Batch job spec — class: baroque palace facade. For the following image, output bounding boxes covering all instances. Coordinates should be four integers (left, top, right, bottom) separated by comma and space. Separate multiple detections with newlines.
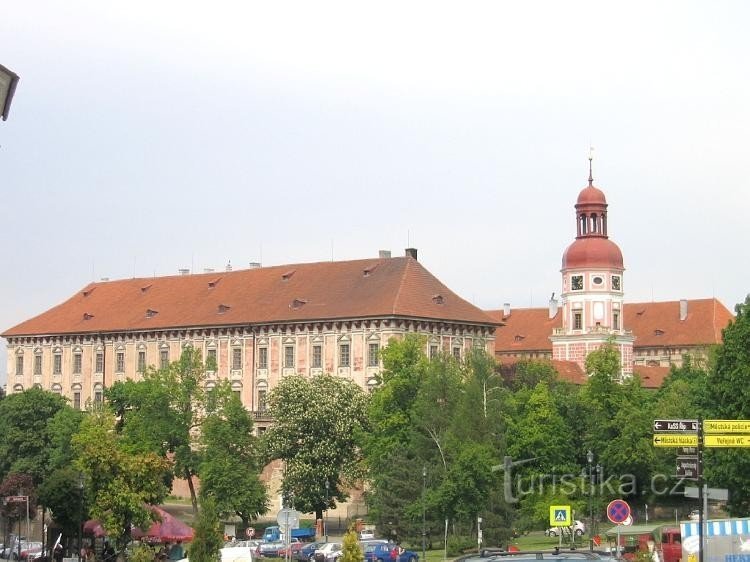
2, 249, 498, 431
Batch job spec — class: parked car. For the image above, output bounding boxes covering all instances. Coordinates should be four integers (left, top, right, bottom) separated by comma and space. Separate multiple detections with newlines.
256, 541, 286, 558
363, 544, 418, 562
314, 543, 342, 562
688, 510, 700, 521
279, 542, 305, 558
296, 542, 323, 562
545, 520, 586, 537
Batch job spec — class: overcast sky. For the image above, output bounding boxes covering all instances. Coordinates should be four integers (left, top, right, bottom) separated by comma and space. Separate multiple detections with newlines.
2, 1, 748, 386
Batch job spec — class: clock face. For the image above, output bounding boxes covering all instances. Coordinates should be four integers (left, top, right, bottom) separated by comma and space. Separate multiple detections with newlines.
572, 275, 583, 291
612, 276, 621, 290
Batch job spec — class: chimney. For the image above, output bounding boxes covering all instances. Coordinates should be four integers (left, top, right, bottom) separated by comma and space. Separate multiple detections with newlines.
405, 248, 418, 260
549, 295, 559, 319
178, 268, 190, 276
680, 299, 688, 321
248, 262, 262, 269
503, 303, 511, 318
226, 260, 232, 272
379, 250, 391, 259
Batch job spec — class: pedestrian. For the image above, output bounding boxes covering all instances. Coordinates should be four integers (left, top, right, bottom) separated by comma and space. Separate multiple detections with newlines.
169, 542, 184, 561
390, 545, 398, 562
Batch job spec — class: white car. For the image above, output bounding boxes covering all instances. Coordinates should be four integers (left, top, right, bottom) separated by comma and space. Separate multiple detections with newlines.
546, 520, 586, 537
314, 543, 343, 562
359, 531, 375, 540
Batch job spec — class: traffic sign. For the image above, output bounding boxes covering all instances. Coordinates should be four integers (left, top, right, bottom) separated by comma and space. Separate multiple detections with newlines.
277, 508, 300, 530
549, 505, 572, 527
607, 499, 631, 524
679, 446, 698, 456
676, 457, 700, 479
653, 434, 698, 447
653, 419, 698, 432
705, 434, 750, 447
684, 486, 729, 501
704, 420, 750, 434
4, 495, 28, 503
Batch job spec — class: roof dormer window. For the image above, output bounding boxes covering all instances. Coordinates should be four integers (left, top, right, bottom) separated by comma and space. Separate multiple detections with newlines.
218, 304, 231, 314
146, 309, 158, 318
432, 294, 445, 305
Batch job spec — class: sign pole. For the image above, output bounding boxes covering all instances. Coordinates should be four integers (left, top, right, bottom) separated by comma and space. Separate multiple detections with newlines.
698, 418, 704, 562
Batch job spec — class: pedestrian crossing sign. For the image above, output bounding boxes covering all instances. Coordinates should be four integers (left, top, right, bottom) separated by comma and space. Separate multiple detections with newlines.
549, 505, 572, 527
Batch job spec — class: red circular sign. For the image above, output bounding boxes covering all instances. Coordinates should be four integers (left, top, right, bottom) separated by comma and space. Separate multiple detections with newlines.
607, 499, 631, 524
245, 527, 255, 538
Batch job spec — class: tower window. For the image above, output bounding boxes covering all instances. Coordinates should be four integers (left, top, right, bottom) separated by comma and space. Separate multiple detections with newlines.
572, 275, 584, 291
574, 312, 583, 330
613, 312, 620, 331
612, 275, 621, 291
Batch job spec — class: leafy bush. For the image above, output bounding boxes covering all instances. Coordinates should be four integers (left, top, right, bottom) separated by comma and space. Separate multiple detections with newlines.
446, 536, 475, 557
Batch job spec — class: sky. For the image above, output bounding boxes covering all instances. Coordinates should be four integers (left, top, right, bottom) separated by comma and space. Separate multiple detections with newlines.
1, 1, 749, 385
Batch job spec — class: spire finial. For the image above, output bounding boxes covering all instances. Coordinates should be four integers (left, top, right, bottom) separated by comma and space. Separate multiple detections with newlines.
588, 146, 594, 186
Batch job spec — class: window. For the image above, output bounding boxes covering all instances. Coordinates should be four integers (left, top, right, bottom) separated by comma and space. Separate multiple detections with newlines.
95, 352, 104, 373
94, 389, 103, 403
429, 345, 438, 360
15, 355, 23, 376
258, 347, 268, 369
574, 312, 583, 330
284, 345, 295, 368
232, 347, 242, 370
73, 353, 82, 374
612, 275, 621, 291
453, 347, 461, 359
34, 354, 42, 376
258, 390, 267, 412
368, 343, 380, 367
312, 345, 322, 368
206, 348, 217, 370
572, 275, 584, 291
339, 343, 350, 367
137, 351, 146, 372
613, 312, 620, 331
116, 352, 125, 372
53, 353, 62, 375
160, 349, 169, 369
73, 392, 81, 410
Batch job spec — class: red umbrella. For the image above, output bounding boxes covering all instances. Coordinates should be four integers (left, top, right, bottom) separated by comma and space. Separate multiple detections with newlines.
83, 506, 194, 543
131, 506, 194, 544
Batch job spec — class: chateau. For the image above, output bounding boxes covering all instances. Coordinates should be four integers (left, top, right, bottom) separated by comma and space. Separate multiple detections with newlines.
2, 250, 498, 430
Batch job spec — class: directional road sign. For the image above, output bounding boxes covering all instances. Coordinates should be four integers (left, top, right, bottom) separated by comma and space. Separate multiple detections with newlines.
653, 419, 698, 432
704, 420, 750, 434
653, 434, 698, 447
607, 499, 631, 524
705, 434, 750, 447
676, 457, 700, 479
4, 495, 28, 502
679, 446, 698, 456
549, 505, 571, 527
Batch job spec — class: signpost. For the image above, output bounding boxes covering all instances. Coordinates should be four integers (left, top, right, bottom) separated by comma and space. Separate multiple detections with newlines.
653, 434, 698, 447
677, 457, 701, 479
549, 506, 571, 551
704, 420, 750, 434
607, 500, 631, 558
653, 419, 699, 432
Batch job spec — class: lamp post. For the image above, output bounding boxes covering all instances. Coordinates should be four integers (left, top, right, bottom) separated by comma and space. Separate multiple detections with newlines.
0, 64, 20, 121
77, 473, 84, 561
422, 466, 426, 562
587, 450, 594, 551
324, 480, 329, 542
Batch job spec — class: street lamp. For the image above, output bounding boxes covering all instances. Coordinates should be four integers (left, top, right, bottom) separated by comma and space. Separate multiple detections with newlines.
324, 480, 329, 542
587, 450, 594, 552
422, 466, 426, 562
78, 473, 85, 561
0, 64, 20, 121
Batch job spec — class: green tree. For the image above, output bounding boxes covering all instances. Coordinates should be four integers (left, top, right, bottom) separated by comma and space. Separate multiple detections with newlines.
72, 409, 171, 551
0, 387, 69, 483
340, 524, 364, 562
703, 295, 750, 514
38, 466, 88, 539
263, 374, 370, 519
106, 346, 210, 512
199, 387, 269, 526
189, 496, 223, 562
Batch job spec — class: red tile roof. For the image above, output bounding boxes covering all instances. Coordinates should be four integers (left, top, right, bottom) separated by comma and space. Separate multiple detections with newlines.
633, 365, 671, 388
3, 257, 499, 337
488, 298, 733, 353
497, 357, 586, 385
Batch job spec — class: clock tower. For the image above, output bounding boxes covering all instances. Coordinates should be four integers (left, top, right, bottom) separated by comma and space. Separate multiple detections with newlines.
550, 156, 634, 377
